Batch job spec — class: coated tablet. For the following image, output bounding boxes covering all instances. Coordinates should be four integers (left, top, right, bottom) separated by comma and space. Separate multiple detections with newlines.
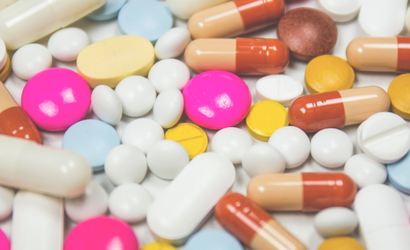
242, 143, 286, 178
12, 44, 52, 80
0, 38, 6, 71
256, 75, 303, 106
153, 88, 184, 128
0, 186, 14, 221
88, 0, 126, 20
148, 59, 191, 93
122, 118, 164, 154
314, 207, 358, 237
344, 154, 387, 188
91, 85, 122, 125
185, 229, 243, 250
318, 0, 361, 22
141, 242, 177, 250
155, 27, 191, 60
387, 150, 410, 194
166, 0, 229, 19
48, 28, 90, 61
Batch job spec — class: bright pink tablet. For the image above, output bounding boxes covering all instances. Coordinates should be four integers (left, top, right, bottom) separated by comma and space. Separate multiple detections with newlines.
183, 71, 251, 129
21, 68, 91, 131
0, 229, 10, 250
64, 216, 139, 250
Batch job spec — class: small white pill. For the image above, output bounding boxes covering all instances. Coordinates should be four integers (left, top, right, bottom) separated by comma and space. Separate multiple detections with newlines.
256, 75, 303, 107
314, 207, 358, 237
64, 182, 108, 222
148, 59, 190, 93
105, 144, 147, 185
108, 183, 153, 223
269, 126, 310, 169
0, 186, 14, 221
242, 143, 286, 178
47, 28, 90, 61
311, 128, 353, 168
318, 0, 361, 22
153, 88, 184, 128
155, 27, 191, 60
211, 127, 253, 165
344, 153, 387, 188
147, 140, 189, 180
115, 76, 156, 117
122, 118, 164, 154
12, 44, 52, 80
91, 85, 122, 125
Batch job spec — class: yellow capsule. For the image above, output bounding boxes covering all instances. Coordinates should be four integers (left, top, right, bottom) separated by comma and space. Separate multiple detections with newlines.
388, 74, 410, 120
318, 237, 365, 250
141, 242, 177, 250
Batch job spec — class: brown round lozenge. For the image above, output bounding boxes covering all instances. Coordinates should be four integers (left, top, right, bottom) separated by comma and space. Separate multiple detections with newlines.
277, 8, 338, 61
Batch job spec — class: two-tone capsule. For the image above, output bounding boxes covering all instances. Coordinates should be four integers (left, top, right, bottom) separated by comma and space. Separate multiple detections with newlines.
184, 38, 289, 75
188, 0, 285, 39
288, 86, 390, 133
247, 173, 357, 211
215, 193, 307, 250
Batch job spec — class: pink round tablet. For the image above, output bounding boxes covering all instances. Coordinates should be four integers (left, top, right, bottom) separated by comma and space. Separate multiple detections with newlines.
21, 68, 91, 131
0, 229, 10, 250
183, 71, 251, 129
64, 216, 139, 250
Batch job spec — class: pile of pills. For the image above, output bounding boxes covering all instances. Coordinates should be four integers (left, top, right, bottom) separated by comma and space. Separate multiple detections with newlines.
0, 0, 409, 250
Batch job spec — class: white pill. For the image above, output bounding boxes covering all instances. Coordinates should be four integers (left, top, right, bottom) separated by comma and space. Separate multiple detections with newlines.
344, 153, 387, 188
47, 28, 90, 61
12, 44, 52, 80
0, 39, 6, 71
153, 88, 184, 128
0, 186, 14, 221
155, 27, 191, 60
357, 112, 410, 164
147, 140, 189, 180
166, 0, 229, 19
91, 85, 122, 125
242, 144, 286, 178
406, 7, 410, 33
359, 0, 407, 36
105, 144, 147, 185
108, 183, 153, 223
256, 75, 303, 107
268, 126, 310, 169
211, 127, 253, 164
311, 128, 353, 168
148, 59, 190, 93
115, 76, 156, 117
122, 118, 164, 154
318, 0, 361, 22
64, 181, 108, 222
314, 207, 358, 238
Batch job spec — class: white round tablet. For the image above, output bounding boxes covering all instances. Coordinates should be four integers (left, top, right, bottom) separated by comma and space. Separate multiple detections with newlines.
105, 144, 148, 185
147, 140, 189, 180
314, 207, 358, 237
242, 143, 286, 178
115, 76, 157, 117
47, 27, 90, 61
0, 38, 6, 71
311, 128, 353, 168
211, 127, 253, 165
155, 27, 191, 60
268, 126, 310, 169
122, 118, 164, 153
108, 183, 153, 223
153, 88, 184, 128
318, 0, 361, 22
64, 181, 108, 222
12, 43, 52, 80
148, 59, 190, 93
92, 85, 122, 125
357, 112, 410, 164
256, 75, 303, 107
344, 154, 387, 188
0, 186, 14, 221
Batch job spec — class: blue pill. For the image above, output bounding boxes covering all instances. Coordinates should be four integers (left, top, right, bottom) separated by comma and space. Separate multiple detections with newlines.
387, 150, 410, 194
63, 119, 120, 171
185, 229, 243, 250
118, 0, 173, 43
88, 0, 127, 21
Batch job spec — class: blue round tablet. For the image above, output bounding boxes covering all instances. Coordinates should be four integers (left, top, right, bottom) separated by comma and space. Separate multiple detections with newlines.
387, 150, 410, 194
118, 0, 173, 43
88, 0, 127, 21
63, 119, 120, 171
185, 229, 243, 250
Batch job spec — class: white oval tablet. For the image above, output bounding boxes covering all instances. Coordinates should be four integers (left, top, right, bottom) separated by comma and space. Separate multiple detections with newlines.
91, 85, 122, 125
242, 143, 286, 178
148, 59, 190, 93
64, 181, 108, 222
314, 207, 358, 238
122, 118, 164, 154
155, 27, 191, 60
153, 88, 184, 128
0, 186, 14, 221
256, 75, 303, 107
0, 38, 6, 71
48, 28, 90, 61
108, 183, 153, 223
147, 152, 235, 244
115, 76, 156, 117
344, 153, 387, 188
12, 44, 52, 80
318, 0, 361, 22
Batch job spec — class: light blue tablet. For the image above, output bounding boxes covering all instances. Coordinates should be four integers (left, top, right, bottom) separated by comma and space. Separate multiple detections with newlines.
387, 150, 410, 194
88, 0, 127, 21
185, 229, 244, 250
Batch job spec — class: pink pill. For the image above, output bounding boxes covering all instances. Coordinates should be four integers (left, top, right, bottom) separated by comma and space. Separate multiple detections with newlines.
64, 216, 139, 250
183, 71, 251, 130
21, 68, 91, 131
0, 229, 9, 250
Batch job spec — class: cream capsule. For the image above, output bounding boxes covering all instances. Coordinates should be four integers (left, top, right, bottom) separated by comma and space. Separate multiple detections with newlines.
184, 38, 289, 75
346, 37, 410, 72
247, 173, 357, 212
188, 0, 285, 39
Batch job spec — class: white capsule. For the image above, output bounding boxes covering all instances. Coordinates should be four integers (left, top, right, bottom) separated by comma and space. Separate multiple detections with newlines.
92, 85, 122, 125
48, 27, 90, 61
122, 118, 164, 154
12, 44, 52, 80
242, 143, 286, 178
314, 207, 358, 237
153, 88, 184, 128
148, 59, 190, 93
155, 27, 191, 60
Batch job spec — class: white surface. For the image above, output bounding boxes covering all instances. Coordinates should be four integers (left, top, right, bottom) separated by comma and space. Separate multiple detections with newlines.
314, 207, 358, 238
11, 43, 52, 80
344, 153, 387, 188
0, 186, 14, 221
256, 75, 304, 106
47, 27, 90, 61
122, 118, 164, 154
165, 0, 228, 19
318, 0, 361, 22
148, 59, 190, 93
91, 85, 123, 125
155, 27, 191, 60
242, 143, 286, 178
153, 88, 184, 128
